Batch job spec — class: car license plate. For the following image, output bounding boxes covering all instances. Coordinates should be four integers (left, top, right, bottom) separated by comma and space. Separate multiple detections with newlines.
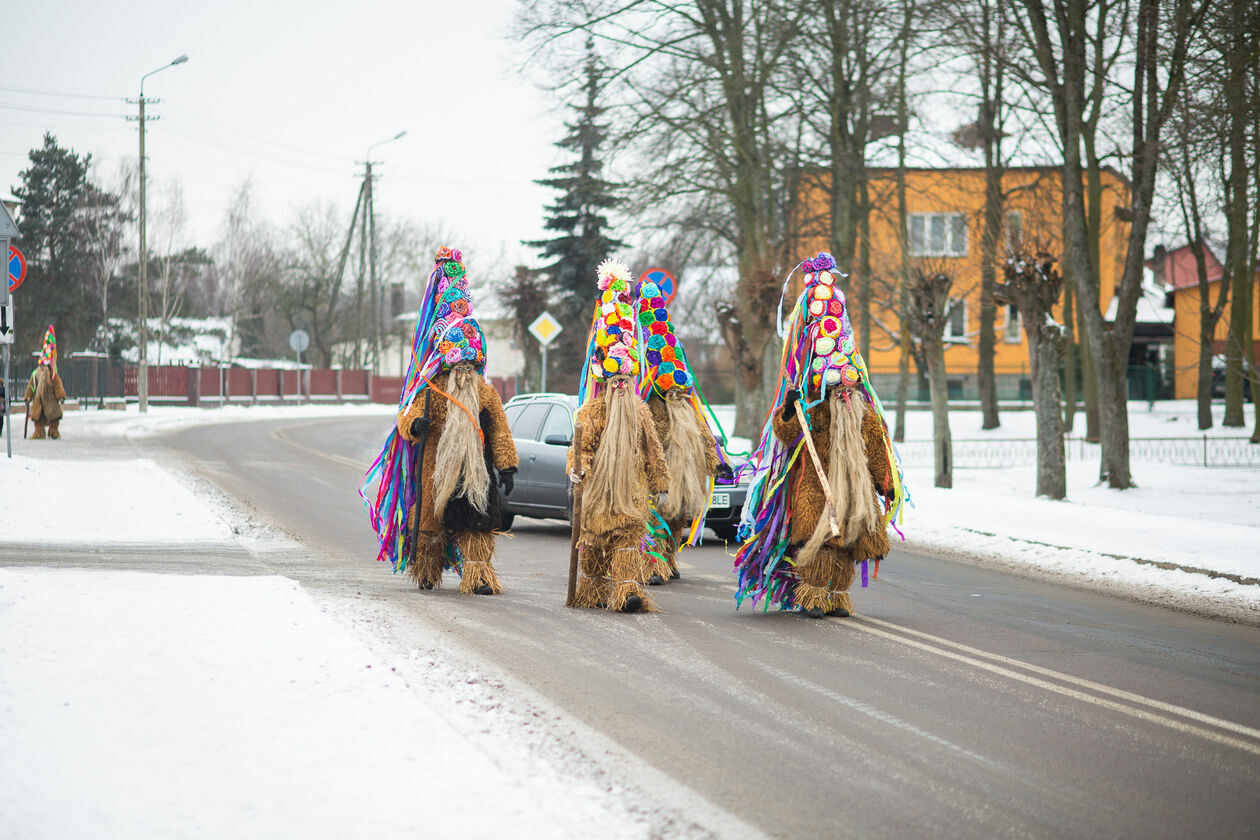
710, 491, 730, 508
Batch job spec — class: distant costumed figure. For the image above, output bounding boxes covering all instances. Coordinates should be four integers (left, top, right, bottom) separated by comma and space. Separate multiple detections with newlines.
636, 277, 730, 584
734, 252, 908, 618
362, 247, 518, 595
567, 258, 670, 613
25, 325, 66, 440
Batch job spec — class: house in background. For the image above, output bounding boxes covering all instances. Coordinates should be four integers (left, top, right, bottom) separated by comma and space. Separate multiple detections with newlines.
796, 166, 1132, 401
1150, 243, 1260, 399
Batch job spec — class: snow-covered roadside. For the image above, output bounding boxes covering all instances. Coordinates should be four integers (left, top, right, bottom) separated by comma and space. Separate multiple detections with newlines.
0, 568, 738, 840
37, 401, 397, 441
3, 455, 235, 544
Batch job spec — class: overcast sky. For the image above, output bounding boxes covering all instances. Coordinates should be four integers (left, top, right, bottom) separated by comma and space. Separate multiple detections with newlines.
2, 0, 560, 273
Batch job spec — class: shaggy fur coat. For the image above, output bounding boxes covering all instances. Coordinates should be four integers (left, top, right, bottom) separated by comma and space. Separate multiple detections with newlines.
772, 397, 891, 562
646, 394, 722, 476
397, 371, 518, 533
568, 394, 670, 536
25, 368, 66, 423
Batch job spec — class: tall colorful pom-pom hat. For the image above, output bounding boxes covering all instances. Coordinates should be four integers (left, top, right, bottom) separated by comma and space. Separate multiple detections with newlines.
731, 251, 910, 612
577, 258, 641, 404
361, 246, 486, 575
798, 252, 865, 395
38, 324, 57, 373
636, 276, 692, 395
429, 247, 486, 373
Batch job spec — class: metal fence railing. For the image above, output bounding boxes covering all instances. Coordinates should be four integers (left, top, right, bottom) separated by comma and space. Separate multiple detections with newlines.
5, 355, 127, 406
896, 436, 1260, 469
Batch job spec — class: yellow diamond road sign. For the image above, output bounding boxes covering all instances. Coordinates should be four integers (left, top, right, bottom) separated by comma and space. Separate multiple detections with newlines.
528, 311, 563, 346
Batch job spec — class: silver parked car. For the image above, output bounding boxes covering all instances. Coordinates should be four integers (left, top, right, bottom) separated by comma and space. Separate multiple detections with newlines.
499, 392, 747, 541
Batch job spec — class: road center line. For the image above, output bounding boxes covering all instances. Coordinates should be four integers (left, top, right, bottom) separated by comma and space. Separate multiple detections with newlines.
847, 620, 1260, 757
272, 423, 363, 471
857, 615, 1260, 741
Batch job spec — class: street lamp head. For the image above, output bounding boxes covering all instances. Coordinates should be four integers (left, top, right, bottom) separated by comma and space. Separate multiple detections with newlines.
141, 54, 190, 94
393, 130, 407, 140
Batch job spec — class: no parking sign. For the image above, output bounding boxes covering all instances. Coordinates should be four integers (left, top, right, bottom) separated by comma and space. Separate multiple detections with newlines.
8, 245, 26, 293
637, 268, 676, 305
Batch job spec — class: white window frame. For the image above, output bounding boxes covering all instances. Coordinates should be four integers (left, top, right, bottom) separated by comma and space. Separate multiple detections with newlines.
909, 212, 969, 257
946, 297, 968, 343
1003, 302, 1023, 343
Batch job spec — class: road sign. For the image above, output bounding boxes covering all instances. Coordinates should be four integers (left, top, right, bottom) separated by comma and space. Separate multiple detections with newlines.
0, 292, 13, 344
528, 311, 563, 346
7, 245, 25, 293
638, 268, 677, 305
288, 329, 310, 353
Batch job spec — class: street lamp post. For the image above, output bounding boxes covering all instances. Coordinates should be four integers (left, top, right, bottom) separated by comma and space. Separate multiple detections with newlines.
364, 131, 406, 373
131, 54, 188, 413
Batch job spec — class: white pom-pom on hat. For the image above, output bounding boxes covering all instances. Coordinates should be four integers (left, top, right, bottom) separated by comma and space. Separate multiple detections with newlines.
596, 258, 632, 290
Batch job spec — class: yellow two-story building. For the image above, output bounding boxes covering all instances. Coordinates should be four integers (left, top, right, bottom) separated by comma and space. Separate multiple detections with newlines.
796, 166, 1131, 400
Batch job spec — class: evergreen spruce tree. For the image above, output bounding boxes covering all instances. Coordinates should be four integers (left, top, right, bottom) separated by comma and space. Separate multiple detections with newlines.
526, 43, 624, 392
11, 133, 116, 355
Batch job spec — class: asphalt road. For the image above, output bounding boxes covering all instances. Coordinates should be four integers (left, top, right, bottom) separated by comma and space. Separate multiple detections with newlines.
157, 415, 1260, 839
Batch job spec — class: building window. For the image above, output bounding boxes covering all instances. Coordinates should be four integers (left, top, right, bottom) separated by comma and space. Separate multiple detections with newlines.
1004, 303, 1022, 343
909, 212, 968, 257
947, 297, 967, 342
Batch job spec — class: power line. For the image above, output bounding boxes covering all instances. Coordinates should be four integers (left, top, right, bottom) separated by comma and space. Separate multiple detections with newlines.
0, 119, 133, 132
162, 103, 353, 163
159, 126, 355, 177
0, 83, 122, 101
0, 101, 123, 118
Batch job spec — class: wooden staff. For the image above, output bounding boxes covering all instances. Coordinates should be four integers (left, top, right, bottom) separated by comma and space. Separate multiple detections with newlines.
407, 387, 432, 574
565, 422, 584, 607
796, 398, 842, 538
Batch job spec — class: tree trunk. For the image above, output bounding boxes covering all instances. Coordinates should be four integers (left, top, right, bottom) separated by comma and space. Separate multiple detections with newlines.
978, 86, 1003, 430
1188, 239, 1222, 430
893, 28, 911, 444
718, 287, 778, 439
1222, 0, 1250, 426
1062, 281, 1077, 432
858, 174, 873, 360
925, 334, 952, 488
1196, 324, 1214, 429
1077, 294, 1099, 440
1096, 337, 1133, 487
1028, 326, 1067, 499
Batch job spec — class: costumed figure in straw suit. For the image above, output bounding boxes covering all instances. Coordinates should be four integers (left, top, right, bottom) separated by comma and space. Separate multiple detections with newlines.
25, 325, 66, 440
734, 252, 908, 618
362, 247, 518, 595
636, 276, 732, 584
567, 259, 670, 613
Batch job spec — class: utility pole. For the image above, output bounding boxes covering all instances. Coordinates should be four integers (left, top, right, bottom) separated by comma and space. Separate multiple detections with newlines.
127, 95, 153, 412
366, 159, 380, 373
355, 173, 368, 368
360, 131, 405, 375
128, 54, 188, 413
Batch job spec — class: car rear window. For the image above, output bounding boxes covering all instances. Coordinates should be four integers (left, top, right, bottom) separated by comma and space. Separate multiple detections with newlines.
510, 402, 550, 441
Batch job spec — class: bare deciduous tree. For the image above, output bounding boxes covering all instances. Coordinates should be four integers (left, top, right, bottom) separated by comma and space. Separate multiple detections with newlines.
996, 253, 1067, 498
1018, 0, 1210, 488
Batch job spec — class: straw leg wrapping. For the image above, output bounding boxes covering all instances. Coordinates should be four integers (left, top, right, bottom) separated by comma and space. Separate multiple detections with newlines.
793, 545, 856, 614
455, 530, 502, 594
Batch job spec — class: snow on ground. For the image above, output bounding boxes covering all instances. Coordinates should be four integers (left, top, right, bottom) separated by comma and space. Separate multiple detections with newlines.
0, 568, 683, 840
4, 454, 235, 544
34, 401, 396, 440
710, 400, 1260, 623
